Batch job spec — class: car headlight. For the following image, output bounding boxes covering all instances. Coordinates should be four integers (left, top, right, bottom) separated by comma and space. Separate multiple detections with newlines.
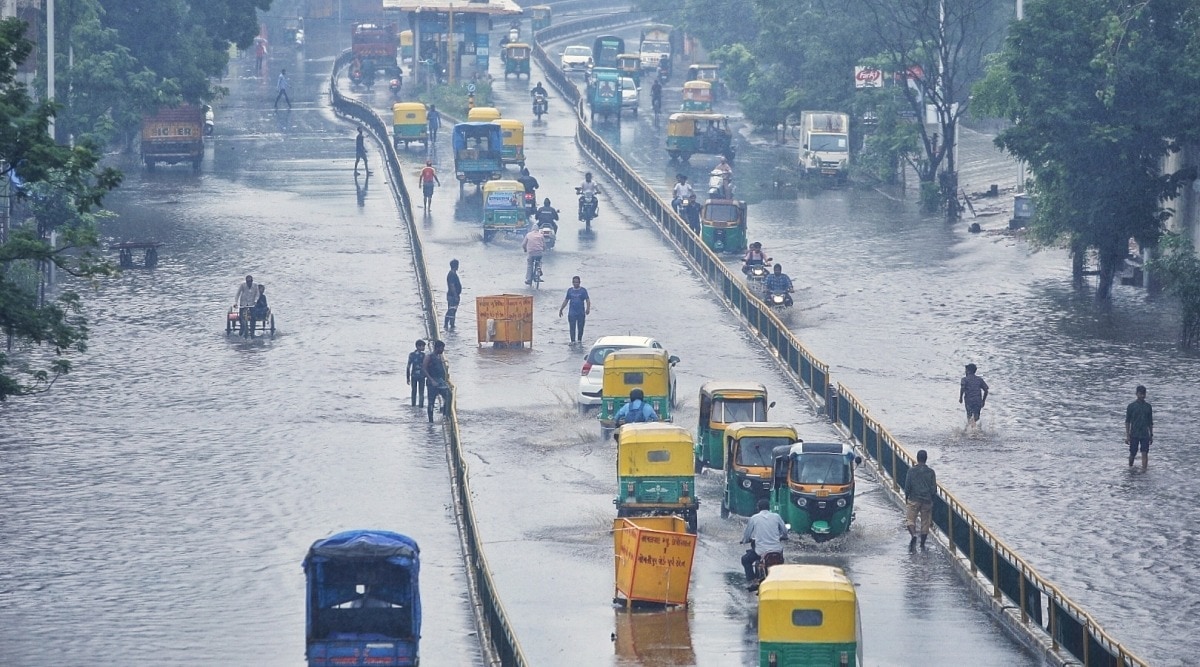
836, 498, 847, 508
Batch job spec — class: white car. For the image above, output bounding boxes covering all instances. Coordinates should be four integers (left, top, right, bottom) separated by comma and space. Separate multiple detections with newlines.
560, 45, 593, 72
619, 77, 639, 114
578, 335, 679, 408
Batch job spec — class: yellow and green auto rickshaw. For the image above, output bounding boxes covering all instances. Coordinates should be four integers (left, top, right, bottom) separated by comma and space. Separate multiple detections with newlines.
530, 5, 552, 31
504, 42, 531, 78
686, 63, 721, 101
695, 381, 771, 472
680, 80, 712, 112
497, 118, 525, 169
700, 197, 747, 254
758, 564, 862, 667
616, 53, 642, 87
721, 422, 799, 518
588, 67, 623, 124
770, 442, 862, 541
480, 179, 527, 242
392, 102, 428, 150
399, 29, 414, 61
467, 106, 502, 122
614, 423, 700, 533
599, 348, 678, 433
666, 113, 735, 163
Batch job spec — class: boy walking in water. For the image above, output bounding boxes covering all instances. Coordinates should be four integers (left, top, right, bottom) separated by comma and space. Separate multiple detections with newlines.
405, 339, 426, 407
958, 363, 989, 430
1125, 385, 1153, 469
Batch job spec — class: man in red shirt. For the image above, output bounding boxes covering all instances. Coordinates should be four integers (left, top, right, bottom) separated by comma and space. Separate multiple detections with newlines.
419, 160, 440, 210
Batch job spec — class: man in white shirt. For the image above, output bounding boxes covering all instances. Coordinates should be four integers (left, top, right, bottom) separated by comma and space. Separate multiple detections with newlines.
741, 499, 788, 588
671, 173, 693, 213
235, 275, 258, 310
522, 227, 546, 285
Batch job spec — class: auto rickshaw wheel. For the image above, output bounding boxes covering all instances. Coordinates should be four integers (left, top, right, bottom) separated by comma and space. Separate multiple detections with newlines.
685, 511, 698, 534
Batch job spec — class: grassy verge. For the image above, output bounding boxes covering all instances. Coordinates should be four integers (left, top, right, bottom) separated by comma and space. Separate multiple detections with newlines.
414, 81, 494, 120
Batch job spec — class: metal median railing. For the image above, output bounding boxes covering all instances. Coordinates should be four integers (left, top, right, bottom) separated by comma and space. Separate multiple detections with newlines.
329, 51, 528, 667
533, 16, 1148, 667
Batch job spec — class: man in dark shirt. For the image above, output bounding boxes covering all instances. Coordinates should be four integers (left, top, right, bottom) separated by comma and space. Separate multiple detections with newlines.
422, 340, 450, 422
903, 449, 937, 552
1125, 385, 1153, 469
445, 259, 462, 330
959, 363, 990, 430
405, 339, 426, 407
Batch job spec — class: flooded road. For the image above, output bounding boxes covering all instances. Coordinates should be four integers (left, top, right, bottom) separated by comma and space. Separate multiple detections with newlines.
578, 25, 1198, 666
351, 24, 1038, 666
0, 23, 480, 666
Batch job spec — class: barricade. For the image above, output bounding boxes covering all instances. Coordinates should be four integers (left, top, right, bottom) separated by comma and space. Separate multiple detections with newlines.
533, 16, 1148, 667
612, 516, 696, 608
329, 50, 528, 667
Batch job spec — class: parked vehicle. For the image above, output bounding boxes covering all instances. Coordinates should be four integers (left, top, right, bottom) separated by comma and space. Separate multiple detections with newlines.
504, 43, 531, 78
686, 63, 721, 99
666, 113, 735, 162
619, 76, 639, 116
638, 24, 675, 72
588, 67, 623, 123
799, 111, 851, 182
578, 335, 678, 408
399, 29, 414, 61
560, 45, 593, 72
721, 422, 799, 518
480, 179, 527, 242
303, 530, 421, 667
696, 381, 771, 471
530, 5, 552, 31
614, 423, 699, 533
758, 564, 861, 666
452, 122, 503, 188
591, 35, 625, 69
497, 118, 525, 169
392, 102, 427, 150
680, 80, 713, 112
351, 22, 401, 78
598, 348, 679, 432
700, 198, 747, 254
140, 105, 205, 171
770, 442, 862, 540
616, 53, 642, 87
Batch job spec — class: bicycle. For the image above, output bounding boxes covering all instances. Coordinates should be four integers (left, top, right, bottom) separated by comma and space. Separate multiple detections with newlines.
532, 255, 544, 289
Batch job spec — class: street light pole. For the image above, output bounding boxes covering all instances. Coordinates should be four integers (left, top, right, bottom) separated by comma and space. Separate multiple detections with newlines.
47, 0, 55, 140
1015, 0, 1026, 193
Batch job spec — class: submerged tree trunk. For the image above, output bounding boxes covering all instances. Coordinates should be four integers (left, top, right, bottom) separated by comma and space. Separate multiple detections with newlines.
1071, 242, 1085, 289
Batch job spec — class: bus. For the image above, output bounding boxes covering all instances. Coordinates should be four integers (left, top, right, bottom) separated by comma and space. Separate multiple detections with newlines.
591, 35, 625, 70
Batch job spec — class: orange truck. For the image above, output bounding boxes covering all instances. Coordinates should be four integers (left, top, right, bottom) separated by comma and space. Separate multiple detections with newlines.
140, 106, 205, 171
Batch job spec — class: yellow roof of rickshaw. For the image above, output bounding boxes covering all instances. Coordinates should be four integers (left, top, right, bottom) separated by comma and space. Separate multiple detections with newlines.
605, 348, 669, 363
701, 380, 768, 396
668, 112, 729, 123
692, 63, 719, 71
724, 422, 798, 438
497, 117, 524, 130
683, 80, 712, 90
760, 565, 857, 599
467, 107, 502, 121
615, 423, 694, 447
392, 102, 427, 117
481, 179, 524, 194
758, 565, 858, 644
531, 4, 551, 9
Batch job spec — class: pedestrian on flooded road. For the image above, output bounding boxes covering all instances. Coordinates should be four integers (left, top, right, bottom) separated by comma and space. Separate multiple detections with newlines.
1125, 385, 1153, 469
354, 127, 372, 175
959, 363, 989, 430
445, 259, 462, 330
427, 104, 441, 143
422, 340, 450, 422
274, 69, 291, 109
419, 160, 440, 210
904, 449, 936, 552
406, 339, 427, 407
558, 275, 591, 343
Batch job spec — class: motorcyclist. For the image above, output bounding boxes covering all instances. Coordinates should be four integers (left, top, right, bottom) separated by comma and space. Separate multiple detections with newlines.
576, 172, 602, 220
614, 388, 659, 426
657, 54, 670, 81
741, 498, 787, 590
530, 81, 548, 99
764, 263, 794, 306
742, 242, 768, 275
671, 173, 693, 213
714, 155, 733, 176
517, 167, 539, 194
535, 198, 559, 235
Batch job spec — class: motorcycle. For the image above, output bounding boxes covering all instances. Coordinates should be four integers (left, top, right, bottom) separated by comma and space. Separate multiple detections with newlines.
766, 290, 793, 311
745, 258, 772, 290
389, 77, 403, 101
538, 221, 557, 250
523, 191, 538, 217
657, 66, 669, 86
532, 93, 548, 120
294, 28, 305, 50
576, 188, 598, 226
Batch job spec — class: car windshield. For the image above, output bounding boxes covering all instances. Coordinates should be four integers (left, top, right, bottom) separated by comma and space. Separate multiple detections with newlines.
565, 46, 590, 57
587, 344, 633, 365
735, 436, 790, 467
713, 398, 765, 423
809, 135, 848, 152
790, 453, 851, 486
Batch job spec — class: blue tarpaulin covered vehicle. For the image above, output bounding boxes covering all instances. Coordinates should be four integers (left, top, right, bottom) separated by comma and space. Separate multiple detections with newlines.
303, 530, 421, 666
452, 122, 503, 189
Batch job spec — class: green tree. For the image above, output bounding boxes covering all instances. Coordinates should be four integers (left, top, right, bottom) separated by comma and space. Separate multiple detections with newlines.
985, 0, 1200, 299
1147, 233, 1200, 349
0, 17, 122, 400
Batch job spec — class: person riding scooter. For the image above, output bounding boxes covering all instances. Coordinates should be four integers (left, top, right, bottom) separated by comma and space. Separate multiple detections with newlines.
535, 198, 559, 235
764, 263, 794, 306
741, 499, 787, 590
742, 242, 769, 275
576, 172, 602, 221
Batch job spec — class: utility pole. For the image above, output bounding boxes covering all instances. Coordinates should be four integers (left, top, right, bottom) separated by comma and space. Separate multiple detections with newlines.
1015, 0, 1025, 193
47, 0, 55, 139
447, 4, 455, 86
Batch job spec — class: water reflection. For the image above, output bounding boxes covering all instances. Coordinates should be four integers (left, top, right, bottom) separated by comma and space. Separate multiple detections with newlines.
613, 607, 696, 666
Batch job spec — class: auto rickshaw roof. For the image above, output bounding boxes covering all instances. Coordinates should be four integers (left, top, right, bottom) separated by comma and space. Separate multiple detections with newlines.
305, 530, 420, 561
669, 112, 729, 122
683, 80, 713, 89
505, 42, 531, 49
759, 564, 856, 599
393, 102, 427, 112
691, 63, 719, 71
482, 179, 525, 193
497, 117, 524, 129
591, 67, 621, 79
724, 421, 798, 438
615, 422, 694, 446
605, 348, 669, 362
701, 380, 768, 396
